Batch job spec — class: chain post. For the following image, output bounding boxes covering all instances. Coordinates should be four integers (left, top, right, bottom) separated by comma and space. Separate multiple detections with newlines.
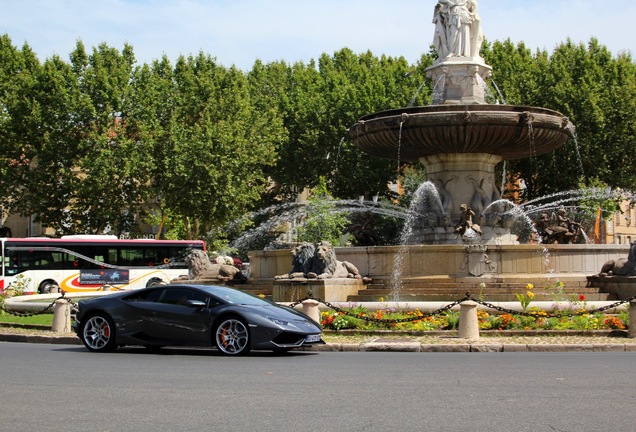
629, 299, 636, 339
51, 299, 72, 333
458, 300, 480, 339
301, 299, 321, 324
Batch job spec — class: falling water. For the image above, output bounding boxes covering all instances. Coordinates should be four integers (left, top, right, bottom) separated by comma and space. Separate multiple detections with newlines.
500, 160, 507, 197
430, 74, 446, 105
565, 123, 585, 179
335, 136, 345, 168
226, 198, 415, 253
489, 77, 507, 104
408, 80, 429, 107
390, 182, 444, 299
397, 120, 404, 177
525, 113, 537, 158
475, 75, 496, 103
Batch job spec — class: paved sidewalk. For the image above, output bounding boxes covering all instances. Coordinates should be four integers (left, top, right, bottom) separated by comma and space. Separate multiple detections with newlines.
2, 327, 636, 352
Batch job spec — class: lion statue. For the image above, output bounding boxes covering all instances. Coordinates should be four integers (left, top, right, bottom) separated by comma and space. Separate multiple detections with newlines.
308, 241, 361, 280
274, 242, 315, 279
598, 241, 636, 276
184, 249, 245, 282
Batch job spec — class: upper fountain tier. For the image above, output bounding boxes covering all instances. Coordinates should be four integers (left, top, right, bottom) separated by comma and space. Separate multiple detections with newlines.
349, 1, 575, 163
348, 104, 575, 162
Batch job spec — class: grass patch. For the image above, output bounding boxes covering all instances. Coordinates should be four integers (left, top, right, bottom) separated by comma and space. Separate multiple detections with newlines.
0, 312, 54, 326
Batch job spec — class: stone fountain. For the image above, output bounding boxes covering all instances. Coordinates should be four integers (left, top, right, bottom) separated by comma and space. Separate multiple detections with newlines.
247, 0, 631, 302
349, 0, 574, 245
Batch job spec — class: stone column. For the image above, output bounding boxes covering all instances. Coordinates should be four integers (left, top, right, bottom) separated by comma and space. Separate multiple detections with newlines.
458, 300, 480, 340
629, 300, 636, 339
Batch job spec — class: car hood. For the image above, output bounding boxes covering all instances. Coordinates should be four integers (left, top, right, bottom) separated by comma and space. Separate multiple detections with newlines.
238, 304, 321, 327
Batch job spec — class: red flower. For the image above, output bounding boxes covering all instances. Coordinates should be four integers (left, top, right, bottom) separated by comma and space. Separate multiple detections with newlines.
579, 295, 586, 301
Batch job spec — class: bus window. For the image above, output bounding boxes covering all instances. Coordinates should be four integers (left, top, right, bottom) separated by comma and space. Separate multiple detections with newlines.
120, 248, 145, 266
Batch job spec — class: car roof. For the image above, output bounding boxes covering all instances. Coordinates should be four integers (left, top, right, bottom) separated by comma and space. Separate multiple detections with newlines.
161, 284, 266, 301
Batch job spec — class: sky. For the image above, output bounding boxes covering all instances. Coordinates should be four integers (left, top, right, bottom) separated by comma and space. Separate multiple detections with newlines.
1, 0, 634, 70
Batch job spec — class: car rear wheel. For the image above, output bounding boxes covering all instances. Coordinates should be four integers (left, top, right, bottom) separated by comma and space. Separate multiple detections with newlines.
81, 314, 117, 353
215, 318, 251, 356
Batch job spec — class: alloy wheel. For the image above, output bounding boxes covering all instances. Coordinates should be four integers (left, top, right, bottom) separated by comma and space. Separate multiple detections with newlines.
215, 318, 250, 355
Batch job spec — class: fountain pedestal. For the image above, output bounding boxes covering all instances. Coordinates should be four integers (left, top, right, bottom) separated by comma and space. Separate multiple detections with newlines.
416, 152, 518, 244
272, 279, 367, 303
426, 60, 492, 105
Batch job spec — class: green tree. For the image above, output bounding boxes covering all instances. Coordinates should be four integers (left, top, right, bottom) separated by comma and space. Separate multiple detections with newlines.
70, 42, 154, 235
0, 35, 41, 223
153, 53, 284, 239
255, 49, 434, 206
296, 178, 351, 246
484, 39, 636, 201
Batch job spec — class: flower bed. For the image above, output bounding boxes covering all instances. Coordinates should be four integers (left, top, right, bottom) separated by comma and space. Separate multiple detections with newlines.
320, 307, 629, 332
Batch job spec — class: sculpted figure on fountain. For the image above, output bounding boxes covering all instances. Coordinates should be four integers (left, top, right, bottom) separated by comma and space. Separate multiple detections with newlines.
433, 0, 483, 60
535, 208, 583, 244
454, 204, 483, 238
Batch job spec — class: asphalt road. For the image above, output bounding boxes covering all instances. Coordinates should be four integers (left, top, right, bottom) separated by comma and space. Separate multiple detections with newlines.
1, 342, 635, 432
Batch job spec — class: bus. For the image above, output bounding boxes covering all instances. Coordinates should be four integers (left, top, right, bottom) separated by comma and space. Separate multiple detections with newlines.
1, 236, 206, 294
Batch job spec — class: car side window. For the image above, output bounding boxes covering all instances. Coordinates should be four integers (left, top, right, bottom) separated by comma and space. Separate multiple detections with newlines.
160, 288, 210, 307
125, 288, 163, 303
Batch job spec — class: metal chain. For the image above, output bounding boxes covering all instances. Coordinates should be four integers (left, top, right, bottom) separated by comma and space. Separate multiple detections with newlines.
0, 294, 78, 318
287, 292, 635, 325
469, 294, 636, 318
288, 293, 472, 324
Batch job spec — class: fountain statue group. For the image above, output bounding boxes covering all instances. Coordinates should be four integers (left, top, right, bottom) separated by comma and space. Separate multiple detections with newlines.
433, 0, 483, 60
535, 208, 583, 244
275, 241, 365, 280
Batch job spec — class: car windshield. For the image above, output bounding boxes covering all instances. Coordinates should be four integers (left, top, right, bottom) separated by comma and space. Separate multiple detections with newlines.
204, 286, 271, 306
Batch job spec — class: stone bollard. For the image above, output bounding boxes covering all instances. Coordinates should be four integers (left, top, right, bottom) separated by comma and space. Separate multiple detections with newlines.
301, 299, 321, 325
51, 299, 71, 333
458, 300, 480, 340
630, 300, 636, 339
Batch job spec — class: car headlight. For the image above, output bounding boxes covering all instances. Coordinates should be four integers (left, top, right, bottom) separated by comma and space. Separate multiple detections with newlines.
268, 317, 289, 326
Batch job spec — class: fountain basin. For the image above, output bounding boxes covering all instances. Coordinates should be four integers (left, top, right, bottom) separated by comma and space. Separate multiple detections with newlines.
249, 244, 630, 301
348, 105, 574, 162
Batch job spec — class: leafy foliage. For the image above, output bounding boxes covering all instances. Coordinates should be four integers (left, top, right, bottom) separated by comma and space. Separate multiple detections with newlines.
1, 33, 636, 246
296, 178, 351, 246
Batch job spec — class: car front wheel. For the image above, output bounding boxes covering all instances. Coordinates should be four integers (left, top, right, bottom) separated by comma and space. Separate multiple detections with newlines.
215, 318, 251, 355
81, 314, 117, 353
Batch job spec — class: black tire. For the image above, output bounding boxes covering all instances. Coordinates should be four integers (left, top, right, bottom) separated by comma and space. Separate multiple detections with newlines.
80, 313, 117, 353
146, 277, 165, 288
214, 317, 251, 356
38, 281, 59, 294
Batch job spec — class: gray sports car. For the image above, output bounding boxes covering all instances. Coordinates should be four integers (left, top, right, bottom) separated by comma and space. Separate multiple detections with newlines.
73, 284, 324, 355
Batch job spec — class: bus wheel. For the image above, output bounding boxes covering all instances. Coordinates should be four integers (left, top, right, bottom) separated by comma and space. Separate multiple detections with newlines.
146, 277, 165, 288
39, 281, 60, 294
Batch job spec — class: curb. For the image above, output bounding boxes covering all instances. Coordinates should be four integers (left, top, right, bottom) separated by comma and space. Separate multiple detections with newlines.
311, 341, 636, 353
0, 333, 80, 345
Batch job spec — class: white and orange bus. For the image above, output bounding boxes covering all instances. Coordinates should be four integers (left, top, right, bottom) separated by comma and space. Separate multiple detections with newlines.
1, 236, 205, 294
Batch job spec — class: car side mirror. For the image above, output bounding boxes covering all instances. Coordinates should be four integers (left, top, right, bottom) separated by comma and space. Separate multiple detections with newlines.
185, 300, 206, 308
